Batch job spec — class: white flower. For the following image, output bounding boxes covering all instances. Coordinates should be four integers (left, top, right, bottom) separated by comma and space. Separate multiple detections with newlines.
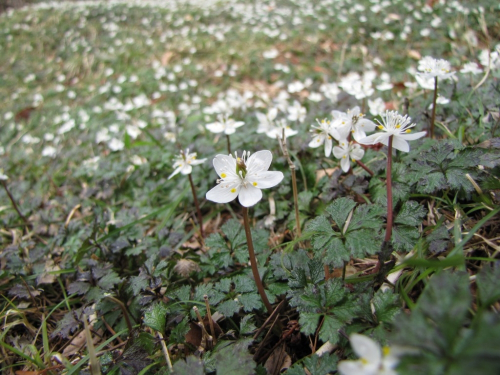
416, 56, 455, 80
308, 119, 336, 157
265, 119, 298, 139
460, 62, 483, 75
332, 107, 376, 142
108, 138, 125, 152
168, 149, 206, 179
368, 98, 386, 116
42, 146, 57, 158
287, 100, 307, 122
338, 334, 402, 375
333, 140, 365, 172
358, 111, 426, 152
0, 169, 8, 181
206, 150, 284, 207
206, 114, 244, 135
256, 109, 277, 134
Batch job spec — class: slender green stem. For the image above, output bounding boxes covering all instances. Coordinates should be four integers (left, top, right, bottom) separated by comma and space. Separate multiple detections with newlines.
430, 77, 438, 139
384, 136, 394, 242
226, 134, 231, 154
242, 207, 273, 314
188, 174, 204, 238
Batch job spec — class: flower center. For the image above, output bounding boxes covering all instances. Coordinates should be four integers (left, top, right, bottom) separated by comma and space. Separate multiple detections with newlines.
236, 157, 247, 178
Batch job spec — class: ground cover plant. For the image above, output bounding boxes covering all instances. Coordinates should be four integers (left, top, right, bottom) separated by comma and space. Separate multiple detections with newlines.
1, 0, 500, 374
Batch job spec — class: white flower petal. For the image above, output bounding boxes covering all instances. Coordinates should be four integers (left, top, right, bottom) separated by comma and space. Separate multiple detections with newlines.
350, 146, 365, 160
206, 183, 240, 204
391, 136, 410, 152
206, 122, 224, 133
338, 360, 370, 375
350, 334, 382, 367
250, 171, 284, 189
325, 136, 333, 157
399, 131, 427, 141
213, 154, 237, 178
238, 185, 263, 207
168, 166, 182, 180
309, 134, 324, 148
247, 150, 272, 173
180, 164, 193, 175
332, 146, 345, 159
341, 156, 350, 172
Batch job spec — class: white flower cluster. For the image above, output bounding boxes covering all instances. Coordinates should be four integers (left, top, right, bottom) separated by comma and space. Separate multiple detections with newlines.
309, 107, 426, 173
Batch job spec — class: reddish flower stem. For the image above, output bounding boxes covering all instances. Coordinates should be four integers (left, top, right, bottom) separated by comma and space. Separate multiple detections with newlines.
430, 77, 438, 139
242, 206, 273, 314
226, 134, 231, 154
188, 174, 204, 239
384, 136, 394, 242
355, 160, 374, 176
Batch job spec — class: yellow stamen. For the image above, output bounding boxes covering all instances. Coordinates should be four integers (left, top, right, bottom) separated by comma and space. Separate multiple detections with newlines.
361, 358, 369, 365
253, 182, 257, 186
395, 124, 401, 129
406, 129, 411, 133
230, 188, 236, 193
221, 173, 227, 178
342, 155, 346, 159
378, 125, 384, 129
383, 346, 391, 356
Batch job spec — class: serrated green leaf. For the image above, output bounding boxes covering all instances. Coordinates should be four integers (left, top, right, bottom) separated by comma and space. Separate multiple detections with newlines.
215, 278, 232, 293
298, 191, 314, 212
173, 355, 205, 375
299, 313, 322, 336
217, 299, 240, 317
325, 197, 357, 230
169, 317, 190, 345
97, 271, 122, 290
321, 237, 350, 269
318, 315, 343, 344
171, 285, 191, 302
308, 259, 325, 285
143, 302, 168, 332
395, 201, 426, 227
392, 225, 420, 252
476, 265, 500, 308
222, 219, 246, 247
238, 293, 262, 312
234, 275, 256, 293
372, 289, 401, 323
289, 267, 309, 289
215, 340, 256, 375
345, 228, 382, 258
240, 314, 257, 335
348, 204, 385, 231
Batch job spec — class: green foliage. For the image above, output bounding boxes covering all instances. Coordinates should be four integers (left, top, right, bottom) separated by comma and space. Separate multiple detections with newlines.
143, 302, 169, 332
393, 271, 500, 375
173, 356, 205, 375
307, 198, 384, 267
214, 339, 256, 375
286, 353, 338, 375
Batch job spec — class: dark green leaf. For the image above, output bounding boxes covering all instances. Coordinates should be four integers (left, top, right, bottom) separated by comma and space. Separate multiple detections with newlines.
476, 265, 500, 308
173, 355, 205, 375
395, 201, 426, 227
372, 289, 401, 323
215, 340, 256, 375
143, 302, 168, 332
324, 197, 357, 230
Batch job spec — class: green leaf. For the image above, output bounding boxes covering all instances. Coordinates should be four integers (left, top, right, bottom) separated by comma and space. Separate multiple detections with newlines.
298, 313, 322, 336
298, 191, 314, 212
324, 197, 357, 231
234, 275, 256, 293
318, 315, 343, 344
169, 317, 190, 344
287, 353, 338, 375
97, 271, 122, 290
217, 299, 240, 317
215, 340, 256, 375
476, 265, 500, 308
347, 204, 385, 231
395, 201, 426, 227
345, 228, 382, 258
173, 355, 205, 375
222, 218, 246, 247
238, 293, 262, 312
392, 225, 420, 252
143, 302, 168, 332
372, 289, 401, 323
240, 314, 257, 335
